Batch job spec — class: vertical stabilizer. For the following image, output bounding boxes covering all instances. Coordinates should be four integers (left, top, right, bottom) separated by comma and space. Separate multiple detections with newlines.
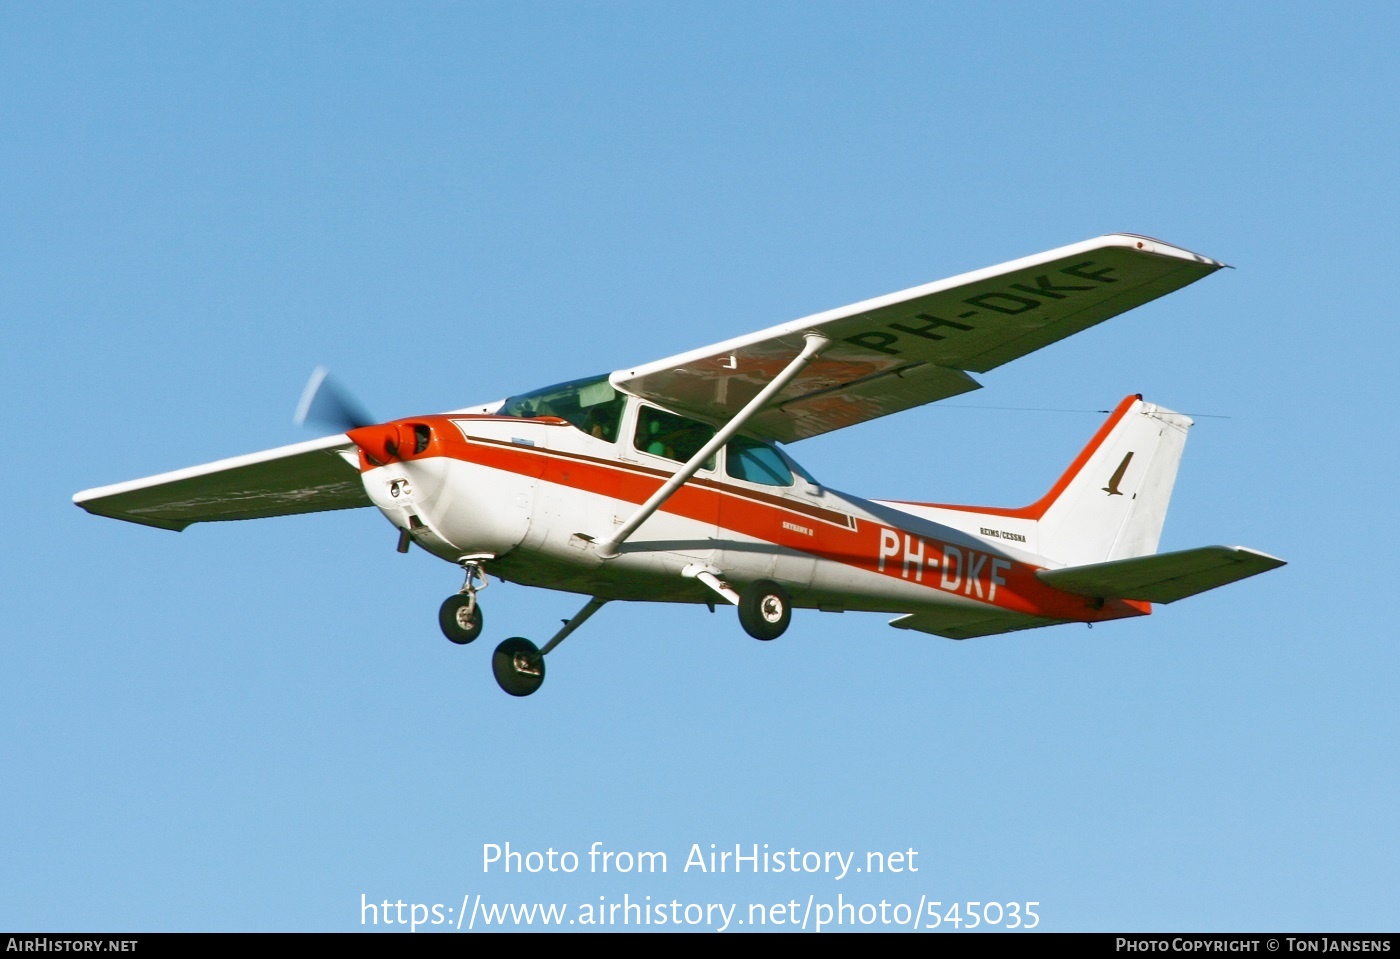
1035, 396, 1192, 566
877, 396, 1194, 568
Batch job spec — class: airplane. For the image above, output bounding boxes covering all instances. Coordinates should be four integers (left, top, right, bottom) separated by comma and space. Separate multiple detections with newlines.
73, 233, 1285, 697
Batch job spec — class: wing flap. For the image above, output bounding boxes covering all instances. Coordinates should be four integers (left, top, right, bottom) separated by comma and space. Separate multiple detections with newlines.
1036, 546, 1286, 603
889, 606, 1067, 640
73, 433, 370, 531
753, 361, 982, 444
612, 235, 1223, 442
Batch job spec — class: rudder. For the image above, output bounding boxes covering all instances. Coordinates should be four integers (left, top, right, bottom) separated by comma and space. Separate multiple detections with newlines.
1034, 395, 1192, 567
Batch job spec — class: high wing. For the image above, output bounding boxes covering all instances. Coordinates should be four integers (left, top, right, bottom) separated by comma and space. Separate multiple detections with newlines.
610, 234, 1224, 443
73, 433, 369, 531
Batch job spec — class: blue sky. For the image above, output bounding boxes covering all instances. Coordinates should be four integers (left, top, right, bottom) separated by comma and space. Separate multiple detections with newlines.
4, 2, 1397, 932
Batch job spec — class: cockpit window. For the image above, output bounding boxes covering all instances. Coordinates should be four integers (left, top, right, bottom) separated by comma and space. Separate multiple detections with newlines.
725, 435, 794, 487
634, 406, 716, 469
499, 374, 625, 442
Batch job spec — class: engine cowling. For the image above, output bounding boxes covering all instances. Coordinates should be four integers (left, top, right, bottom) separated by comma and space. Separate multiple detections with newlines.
348, 419, 533, 560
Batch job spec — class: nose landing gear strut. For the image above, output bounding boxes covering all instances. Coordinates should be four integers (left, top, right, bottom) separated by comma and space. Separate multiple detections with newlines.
438, 554, 493, 645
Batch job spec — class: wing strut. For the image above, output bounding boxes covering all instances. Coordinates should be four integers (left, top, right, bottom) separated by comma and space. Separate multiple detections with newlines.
540, 597, 609, 656
594, 332, 831, 559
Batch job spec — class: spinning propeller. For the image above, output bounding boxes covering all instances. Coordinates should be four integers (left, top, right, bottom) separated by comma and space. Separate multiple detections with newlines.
294, 366, 431, 466
293, 366, 378, 434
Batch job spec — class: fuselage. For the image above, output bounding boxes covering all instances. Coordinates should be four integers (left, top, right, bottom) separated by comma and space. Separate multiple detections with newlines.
349, 394, 1146, 628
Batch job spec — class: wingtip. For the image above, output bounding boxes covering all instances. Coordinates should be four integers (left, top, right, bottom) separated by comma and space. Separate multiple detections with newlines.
1227, 545, 1287, 569
71, 494, 189, 532
1106, 233, 1229, 270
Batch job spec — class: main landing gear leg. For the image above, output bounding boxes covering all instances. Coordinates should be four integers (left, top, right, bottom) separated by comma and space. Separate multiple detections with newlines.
683, 565, 791, 641
492, 597, 608, 697
439, 554, 494, 645
737, 579, 792, 641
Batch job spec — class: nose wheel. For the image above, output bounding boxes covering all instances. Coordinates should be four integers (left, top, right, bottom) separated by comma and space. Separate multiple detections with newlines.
439, 594, 484, 644
439, 555, 492, 645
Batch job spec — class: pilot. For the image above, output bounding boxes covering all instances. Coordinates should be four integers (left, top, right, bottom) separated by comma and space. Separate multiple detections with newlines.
581, 402, 619, 441
642, 417, 673, 458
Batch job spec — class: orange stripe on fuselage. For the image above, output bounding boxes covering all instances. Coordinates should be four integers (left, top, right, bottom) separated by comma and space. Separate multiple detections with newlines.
372, 414, 1145, 625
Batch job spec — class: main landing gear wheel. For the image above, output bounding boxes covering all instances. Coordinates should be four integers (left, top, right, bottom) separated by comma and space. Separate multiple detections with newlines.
738, 579, 792, 641
492, 637, 545, 697
439, 594, 484, 645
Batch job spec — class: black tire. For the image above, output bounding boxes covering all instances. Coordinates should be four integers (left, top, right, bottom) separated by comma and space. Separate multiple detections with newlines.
439, 594, 484, 645
737, 579, 792, 641
492, 637, 545, 697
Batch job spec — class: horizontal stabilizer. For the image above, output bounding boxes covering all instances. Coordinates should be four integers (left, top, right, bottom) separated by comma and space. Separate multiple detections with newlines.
889, 607, 1067, 640
1036, 546, 1285, 604
73, 433, 369, 531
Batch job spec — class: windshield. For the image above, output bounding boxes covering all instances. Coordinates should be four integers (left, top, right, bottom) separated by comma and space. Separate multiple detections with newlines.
499, 374, 626, 442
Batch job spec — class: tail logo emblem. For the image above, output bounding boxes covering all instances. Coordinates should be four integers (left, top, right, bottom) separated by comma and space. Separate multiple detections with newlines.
1103, 451, 1134, 496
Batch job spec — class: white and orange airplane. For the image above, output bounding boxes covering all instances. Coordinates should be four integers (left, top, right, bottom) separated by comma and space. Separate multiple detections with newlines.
75, 234, 1284, 696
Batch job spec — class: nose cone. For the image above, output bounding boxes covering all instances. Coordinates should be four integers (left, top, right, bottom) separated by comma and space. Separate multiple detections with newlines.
348, 423, 405, 466
347, 421, 437, 468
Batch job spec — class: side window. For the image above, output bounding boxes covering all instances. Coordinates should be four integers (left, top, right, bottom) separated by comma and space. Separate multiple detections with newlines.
634, 406, 716, 469
725, 435, 794, 487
